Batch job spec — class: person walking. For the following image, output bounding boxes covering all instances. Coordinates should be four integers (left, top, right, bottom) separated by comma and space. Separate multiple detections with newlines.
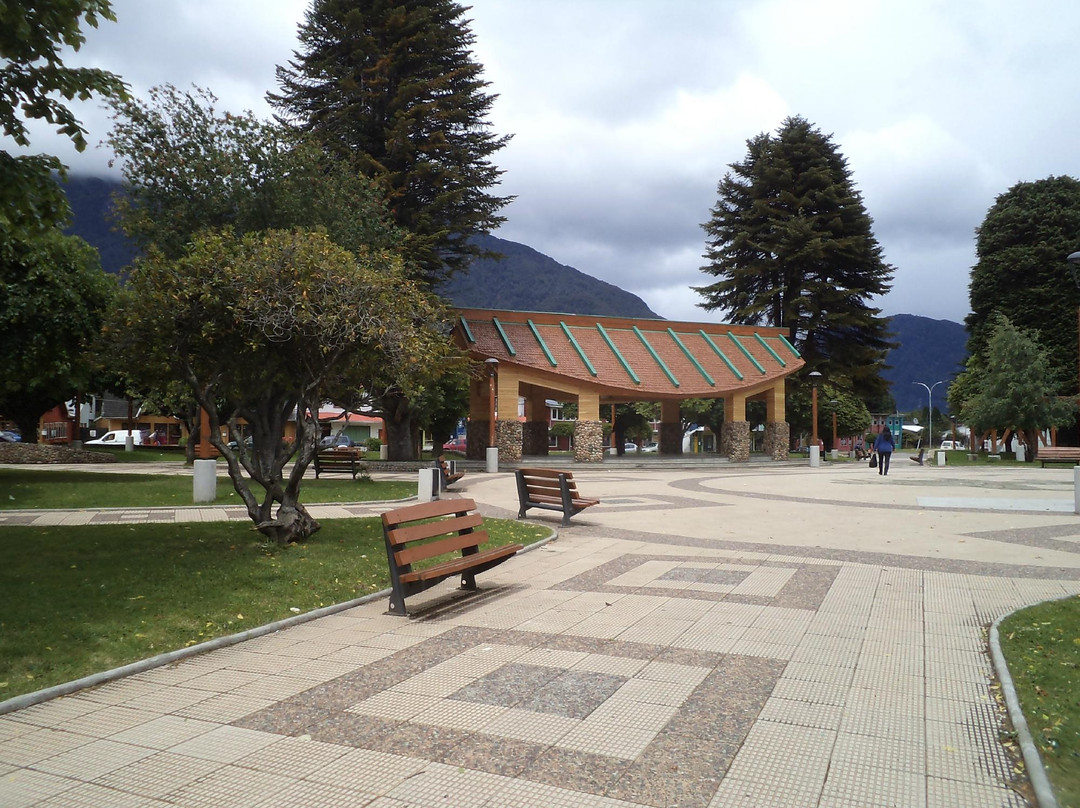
873, 427, 895, 476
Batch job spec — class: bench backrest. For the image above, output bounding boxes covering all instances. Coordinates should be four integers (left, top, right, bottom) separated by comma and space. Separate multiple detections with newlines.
381, 498, 487, 571
517, 467, 580, 499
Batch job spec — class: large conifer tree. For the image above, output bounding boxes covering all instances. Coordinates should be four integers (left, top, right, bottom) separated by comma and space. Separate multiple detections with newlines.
696, 116, 895, 405
965, 176, 1080, 396
269, 0, 511, 287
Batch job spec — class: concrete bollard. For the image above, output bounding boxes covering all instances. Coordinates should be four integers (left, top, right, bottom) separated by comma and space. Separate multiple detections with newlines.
936, 450, 946, 466
809, 445, 820, 468
193, 458, 216, 503
417, 468, 439, 502
1074, 467, 1080, 515
486, 446, 499, 473
380, 445, 388, 460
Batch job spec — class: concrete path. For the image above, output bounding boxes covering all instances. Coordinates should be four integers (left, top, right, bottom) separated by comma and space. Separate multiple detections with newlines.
2, 459, 1079, 807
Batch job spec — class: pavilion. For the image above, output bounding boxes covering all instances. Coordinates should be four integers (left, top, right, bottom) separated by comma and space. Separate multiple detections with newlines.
452, 308, 805, 463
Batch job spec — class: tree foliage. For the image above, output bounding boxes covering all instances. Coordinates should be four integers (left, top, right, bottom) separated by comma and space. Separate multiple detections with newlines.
270, 0, 511, 287
696, 116, 895, 405
955, 313, 1074, 460
107, 228, 451, 543
1, 0, 127, 240
0, 229, 116, 440
106, 84, 401, 261
965, 176, 1080, 397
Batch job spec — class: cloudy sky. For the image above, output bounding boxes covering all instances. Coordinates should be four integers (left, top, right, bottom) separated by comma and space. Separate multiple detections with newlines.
12, 0, 1080, 324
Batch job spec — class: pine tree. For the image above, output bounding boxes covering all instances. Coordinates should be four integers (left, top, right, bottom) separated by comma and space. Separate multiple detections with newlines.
269, 0, 511, 287
696, 116, 895, 405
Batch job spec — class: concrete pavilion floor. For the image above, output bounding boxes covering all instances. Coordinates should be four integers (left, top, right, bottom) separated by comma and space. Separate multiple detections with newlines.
2, 457, 1079, 807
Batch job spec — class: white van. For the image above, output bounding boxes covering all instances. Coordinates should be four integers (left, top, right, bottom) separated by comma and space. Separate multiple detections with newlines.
85, 430, 145, 446
939, 440, 964, 450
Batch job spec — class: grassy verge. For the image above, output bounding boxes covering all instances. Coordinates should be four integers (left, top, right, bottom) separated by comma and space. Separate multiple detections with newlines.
998, 595, 1080, 807
0, 517, 549, 700
0, 468, 414, 510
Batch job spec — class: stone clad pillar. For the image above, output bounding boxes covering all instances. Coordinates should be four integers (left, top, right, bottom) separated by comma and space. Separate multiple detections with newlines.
574, 392, 604, 462
659, 399, 682, 455
724, 392, 750, 462
496, 368, 522, 462
522, 389, 549, 456
763, 381, 790, 461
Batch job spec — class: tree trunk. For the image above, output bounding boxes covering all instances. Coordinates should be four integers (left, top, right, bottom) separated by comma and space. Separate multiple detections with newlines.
254, 501, 321, 545
379, 390, 418, 461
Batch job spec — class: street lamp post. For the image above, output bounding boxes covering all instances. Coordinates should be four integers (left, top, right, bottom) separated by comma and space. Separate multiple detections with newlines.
808, 371, 823, 467
485, 358, 499, 473
830, 399, 839, 456
1068, 252, 1080, 396
913, 380, 944, 452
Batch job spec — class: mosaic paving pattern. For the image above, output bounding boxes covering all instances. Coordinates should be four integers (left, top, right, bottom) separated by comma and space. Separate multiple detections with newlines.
235, 625, 784, 807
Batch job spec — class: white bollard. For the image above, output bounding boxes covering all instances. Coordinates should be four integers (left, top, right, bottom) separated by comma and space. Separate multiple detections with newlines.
809, 445, 820, 468
1074, 467, 1080, 515
193, 458, 216, 503
125, 434, 135, 452
486, 446, 499, 473
380, 445, 388, 460
417, 468, 437, 502
1015, 443, 1026, 462
830, 449, 839, 460
936, 450, 946, 466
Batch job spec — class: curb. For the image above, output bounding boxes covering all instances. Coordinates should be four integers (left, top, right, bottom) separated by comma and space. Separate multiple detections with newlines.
989, 603, 1065, 808
0, 528, 558, 716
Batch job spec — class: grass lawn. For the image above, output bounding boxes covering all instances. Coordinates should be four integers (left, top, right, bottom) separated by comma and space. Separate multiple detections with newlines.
0, 468, 414, 510
0, 517, 550, 700
999, 595, 1080, 807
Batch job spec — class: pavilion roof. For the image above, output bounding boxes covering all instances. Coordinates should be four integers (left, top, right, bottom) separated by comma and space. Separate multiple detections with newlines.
453, 308, 804, 400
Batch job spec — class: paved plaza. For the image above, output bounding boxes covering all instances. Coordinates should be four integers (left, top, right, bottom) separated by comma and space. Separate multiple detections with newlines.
2, 459, 1080, 807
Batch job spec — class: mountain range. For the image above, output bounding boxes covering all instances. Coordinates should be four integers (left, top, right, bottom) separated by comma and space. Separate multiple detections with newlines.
61, 175, 967, 413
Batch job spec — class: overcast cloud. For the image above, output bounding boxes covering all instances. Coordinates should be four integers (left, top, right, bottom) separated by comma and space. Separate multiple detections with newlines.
9, 0, 1080, 325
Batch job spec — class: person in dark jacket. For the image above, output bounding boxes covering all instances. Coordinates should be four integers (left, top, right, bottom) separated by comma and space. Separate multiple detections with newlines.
873, 427, 895, 475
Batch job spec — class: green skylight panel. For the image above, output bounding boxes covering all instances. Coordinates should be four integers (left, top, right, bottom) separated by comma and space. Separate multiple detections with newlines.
668, 329, 714, 386
597, 324, 639, 384
728, 332, 764, 374
700, 331, 744, 380
560, 322, 597, 376
634, 326, 679, 388
492, 317, 516, 356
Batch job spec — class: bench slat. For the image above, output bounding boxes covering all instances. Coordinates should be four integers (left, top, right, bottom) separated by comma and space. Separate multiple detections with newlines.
386, 512, 484, 546
382, 498, 477, 527
398, 543, 517, 583
394, 529, 489, 568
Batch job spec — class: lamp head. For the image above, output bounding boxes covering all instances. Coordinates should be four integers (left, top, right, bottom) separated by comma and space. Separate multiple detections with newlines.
1068, 251, 1080, 287
808, 370, 822, 388
485, 357, 499, 375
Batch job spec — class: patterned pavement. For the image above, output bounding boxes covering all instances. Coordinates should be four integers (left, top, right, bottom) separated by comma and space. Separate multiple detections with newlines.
2, 459, 1079, 807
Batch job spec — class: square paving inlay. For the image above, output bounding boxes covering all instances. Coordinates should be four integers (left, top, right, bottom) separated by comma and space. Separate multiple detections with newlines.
235, 626, 786, 807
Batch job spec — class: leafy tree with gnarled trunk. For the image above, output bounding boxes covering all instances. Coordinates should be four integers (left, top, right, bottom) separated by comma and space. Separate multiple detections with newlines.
108, 228, 451, 544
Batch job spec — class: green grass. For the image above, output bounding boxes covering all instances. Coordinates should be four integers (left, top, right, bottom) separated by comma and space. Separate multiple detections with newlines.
999, 595, 1080, 807
0, 468, 414, 510
0, 517, 549, 700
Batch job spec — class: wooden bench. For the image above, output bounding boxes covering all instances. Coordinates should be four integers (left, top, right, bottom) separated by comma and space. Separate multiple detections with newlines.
515, 467, 600, 526
381, 498, 522, 616
434, 456, 465, 491
1038, 446, 1080, 467
313, 448, 364, 479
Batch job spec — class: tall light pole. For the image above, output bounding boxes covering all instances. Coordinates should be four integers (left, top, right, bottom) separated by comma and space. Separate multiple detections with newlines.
914, 380, 944, 450
485, 357, 499, 448
830, 399, 839, 453
809, 371, 823, 448
1068, 252, 1080, 396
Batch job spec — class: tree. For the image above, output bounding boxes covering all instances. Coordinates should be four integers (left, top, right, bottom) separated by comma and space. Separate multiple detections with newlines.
106, 85, 401, 260
956, 313, 1074, 461
0, 229, 116, 440
696, 116, 896, 406
270, 0, 511, 460
966, 176, 1080, 398
270, 0, 511, 286
1, 0, 127, 241
107, 228, 451, 543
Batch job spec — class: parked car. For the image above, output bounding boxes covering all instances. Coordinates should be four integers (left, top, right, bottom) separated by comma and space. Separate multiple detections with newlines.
319, 434, 355, 450
624, 442, 638, 452
939, 440, 964, 450
642, 442, 658, 453
227, 436, 254, 450
442, 437, 467, 453
85, 430, 145, 446
0, 430, 21, 442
